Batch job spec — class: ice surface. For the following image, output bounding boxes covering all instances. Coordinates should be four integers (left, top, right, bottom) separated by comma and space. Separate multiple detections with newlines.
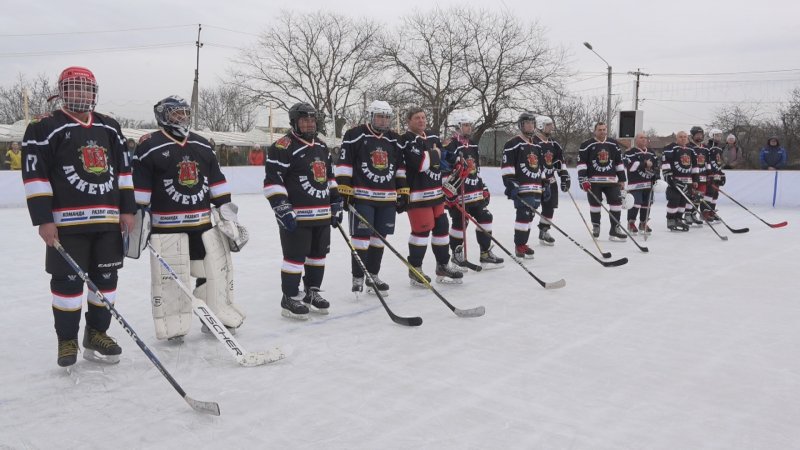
0, 194, 798, 449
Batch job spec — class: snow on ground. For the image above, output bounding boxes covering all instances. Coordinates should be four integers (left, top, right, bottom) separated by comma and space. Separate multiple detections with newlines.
0, 194, 798, 450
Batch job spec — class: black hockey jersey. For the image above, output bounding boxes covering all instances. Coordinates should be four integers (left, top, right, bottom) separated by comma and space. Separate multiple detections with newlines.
532, 135, 563, 188
21, 109, 135, 234
661, 143, 698, 184
443, 136, 485, 205
577, 138, 626, 184
133, 130, 231, 232
264, 132, 339, 227
398, 130, 444, 208
688, 142, 710, 183
623, 147, 658, 190
500, 135, 545, 198
335, 124, 407, 206
706, 140, 725, 181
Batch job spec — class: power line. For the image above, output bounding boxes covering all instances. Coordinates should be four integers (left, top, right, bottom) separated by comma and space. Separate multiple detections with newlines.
648, 68, 800, 77
0, 42, 194, 58
645, 98, 789, 105
0, 24, 196, 37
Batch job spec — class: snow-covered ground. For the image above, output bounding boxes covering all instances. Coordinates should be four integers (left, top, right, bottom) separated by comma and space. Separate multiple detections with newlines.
1, 194, 798, 450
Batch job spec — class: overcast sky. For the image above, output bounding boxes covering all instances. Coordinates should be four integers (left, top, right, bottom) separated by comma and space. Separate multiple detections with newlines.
2, 0, 799, 136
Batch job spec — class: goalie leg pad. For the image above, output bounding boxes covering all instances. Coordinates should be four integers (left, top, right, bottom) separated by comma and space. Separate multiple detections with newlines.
192, 227, 246, 329
149, 233, 193, 340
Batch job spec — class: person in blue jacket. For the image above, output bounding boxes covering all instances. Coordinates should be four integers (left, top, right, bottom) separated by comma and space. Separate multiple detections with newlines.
759, 137, 787, 170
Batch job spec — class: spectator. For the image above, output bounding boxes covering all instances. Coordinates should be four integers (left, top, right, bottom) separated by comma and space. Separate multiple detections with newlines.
248, 145, 265, 165
125, 138, 137, 160
722, 134, 741, 169
759, 137, 787, 170
5, 141, 22, 170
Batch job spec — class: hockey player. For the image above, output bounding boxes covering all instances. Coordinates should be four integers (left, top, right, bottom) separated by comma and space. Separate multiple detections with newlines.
399, 107, 463, 285
501, 111, 546, 259
685, 126, 708, 225
661, 131, 698, 231
265, 103, 343, 320
577, 122, 627, 241
132, 95, 248, 341
705, 128, 727, 221
443, 112, 503, 270
532, 116, 570, 246
623, 133, 658, 235
21, 66, 135, 367
335, 100, 406, 295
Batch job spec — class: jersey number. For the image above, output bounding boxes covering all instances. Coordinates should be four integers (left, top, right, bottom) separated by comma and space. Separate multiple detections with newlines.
25, 154, 37, 172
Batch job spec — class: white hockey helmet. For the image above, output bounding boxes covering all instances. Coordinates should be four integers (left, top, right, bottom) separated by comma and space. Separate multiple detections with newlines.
367, 100, 393, 132
621, 190, 636, 210
709, 128, 723, 142
536, 115, 554, 132
653, 179, 668, 193
449, 111, 474, 137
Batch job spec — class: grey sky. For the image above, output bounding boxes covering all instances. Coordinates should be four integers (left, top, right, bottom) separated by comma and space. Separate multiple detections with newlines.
2, 0, 799, 135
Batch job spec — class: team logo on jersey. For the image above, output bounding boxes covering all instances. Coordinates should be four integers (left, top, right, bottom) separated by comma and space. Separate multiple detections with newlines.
597, 149, 609, 164
526, 153, 539, 169
466, 156, 477, 175
275, 136, 291, 150
310, 159, 327, 184
78, 141, 109, 175
177, 156, 200, 188
680, 154, 691, 167
696, 154, 706, 165
715, 153, 722, 164
544, 151, 554, 166
370, 148, 389, 170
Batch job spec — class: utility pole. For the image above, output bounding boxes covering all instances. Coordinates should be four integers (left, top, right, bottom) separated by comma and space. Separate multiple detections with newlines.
583, 42, 612, 129
191, 24, 203, 130
627, 68, 650, 110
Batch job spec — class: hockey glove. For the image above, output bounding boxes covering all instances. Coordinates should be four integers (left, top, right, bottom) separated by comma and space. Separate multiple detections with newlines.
217, 202, 250, 251
272, 200, 297, 232
558, 169, 571, 192
579, 178, 591, 192
719, 173, 726, 186
504, 180, 520, 200
338, 185, 354, 209
396, 188, 410, 213
330, 199, 344, 228
482, 188, 490, 207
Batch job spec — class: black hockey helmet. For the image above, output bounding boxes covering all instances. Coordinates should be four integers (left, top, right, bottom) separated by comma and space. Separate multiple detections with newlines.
289, 102, 319, 141
154, 95, 191, 138
518, 111, 536, 137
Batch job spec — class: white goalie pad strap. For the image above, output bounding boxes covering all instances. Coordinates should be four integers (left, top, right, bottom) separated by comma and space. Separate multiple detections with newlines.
125, 208, 151, 259
192, 227, 245, 328
149, 233, 192, 340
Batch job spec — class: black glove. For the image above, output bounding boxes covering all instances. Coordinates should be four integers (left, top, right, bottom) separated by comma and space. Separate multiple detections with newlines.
719, 173, 726, 186
272, 200, 297, 232
504, 180, 520, 199
338, 185, 353, 209
482, 188, 490, 207
396, 188, 410, 213
558, 169, 571, 192
330, 199, 344, 228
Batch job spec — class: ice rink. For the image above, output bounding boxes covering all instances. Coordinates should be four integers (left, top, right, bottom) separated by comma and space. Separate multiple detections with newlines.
0, 193, 797, 450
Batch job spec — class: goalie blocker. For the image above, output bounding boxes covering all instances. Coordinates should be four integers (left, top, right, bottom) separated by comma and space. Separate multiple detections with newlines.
126, 204, 249, 340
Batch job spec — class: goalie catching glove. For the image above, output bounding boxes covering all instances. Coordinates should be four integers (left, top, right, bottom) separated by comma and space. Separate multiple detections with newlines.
214, 202, 249, 252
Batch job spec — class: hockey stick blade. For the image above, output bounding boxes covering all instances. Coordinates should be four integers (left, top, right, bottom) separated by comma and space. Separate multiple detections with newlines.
453, 305, 486, 318
194, 301, 283, 367
602, 256, 628, 267
769, 221, 788, 228
545, 278, 567, 289
185, 396, 221, 416
238, 347, 288, 367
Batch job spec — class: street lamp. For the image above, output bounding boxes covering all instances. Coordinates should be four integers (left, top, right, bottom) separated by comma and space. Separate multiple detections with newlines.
583, 41, 612, 131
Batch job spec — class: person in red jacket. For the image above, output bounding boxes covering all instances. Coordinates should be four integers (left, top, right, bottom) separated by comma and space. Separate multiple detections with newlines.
248, 145, 265, 166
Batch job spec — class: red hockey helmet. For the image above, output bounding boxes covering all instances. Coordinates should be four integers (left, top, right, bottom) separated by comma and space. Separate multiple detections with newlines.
58, 66, 98, 113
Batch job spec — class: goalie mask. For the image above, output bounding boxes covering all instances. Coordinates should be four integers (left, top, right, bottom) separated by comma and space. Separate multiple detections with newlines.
154, 96, 191, 139
367, 100, 393, 132
58, 66, 98, 114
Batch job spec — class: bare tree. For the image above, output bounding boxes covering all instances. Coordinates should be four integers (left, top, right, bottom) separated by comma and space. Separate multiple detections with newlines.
537, 93, 620, 161
233, 11, 379, 135
0, 73, 56, 123
379, 8, 471, 134
196, 84, 257, 132
456, 9, 566, 141
711, 104, 766, 168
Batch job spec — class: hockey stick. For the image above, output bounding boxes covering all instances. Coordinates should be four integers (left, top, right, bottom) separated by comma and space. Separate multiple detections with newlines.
674, 186, 728, 241
442, 178, 481, 272
450, 200, 566, 289
334, 223, 422, 327
146, 243, 286, 367
717, 188, 788, 228
54, 241, 220, 416
567, 190, 612, 258
697, 195, 749, 234
642, 187, 655, 241
347, 205, 484, 318
517, 196, 627, 267
585, 189, 650, 252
